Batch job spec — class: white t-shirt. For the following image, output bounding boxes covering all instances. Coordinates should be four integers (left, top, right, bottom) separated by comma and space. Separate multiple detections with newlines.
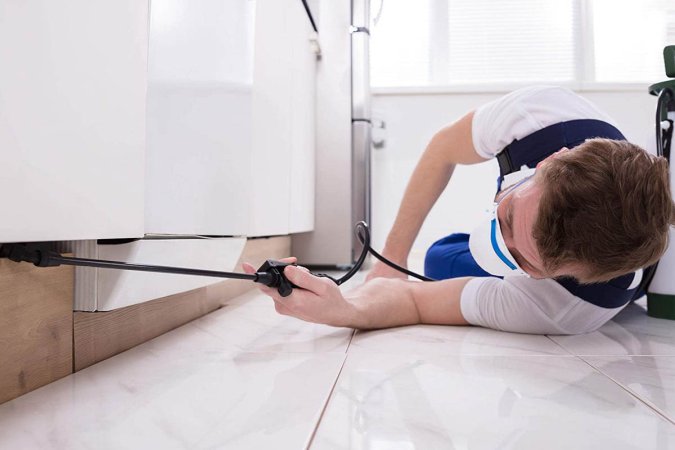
459, 85, 636, 335
472, 85, 618, 159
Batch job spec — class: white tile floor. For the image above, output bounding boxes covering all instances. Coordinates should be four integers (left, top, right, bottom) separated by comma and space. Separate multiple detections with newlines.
1, 274, 674, 449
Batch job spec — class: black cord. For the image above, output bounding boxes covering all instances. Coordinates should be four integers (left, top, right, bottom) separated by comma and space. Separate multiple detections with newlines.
333, 221, 434, 285
367, 242, 435, 281
51, 254, 259, 281
0, 222, 432, 294
0, 243, 259, 281
331, 222, 372, 285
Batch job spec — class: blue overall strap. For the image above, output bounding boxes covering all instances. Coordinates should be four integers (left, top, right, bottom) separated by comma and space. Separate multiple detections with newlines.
556, 273, 642, 309
496, 119, 625, 177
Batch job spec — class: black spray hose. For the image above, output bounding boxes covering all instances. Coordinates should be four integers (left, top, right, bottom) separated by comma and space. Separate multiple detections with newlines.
251, 222, 434, 296
336, 221, 434, 284
0, 242, 260, 281
0, 222, 433, 298
253, 222, 434, 296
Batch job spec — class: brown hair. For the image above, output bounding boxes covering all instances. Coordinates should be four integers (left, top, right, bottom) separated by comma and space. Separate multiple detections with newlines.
534, 138, 675, 283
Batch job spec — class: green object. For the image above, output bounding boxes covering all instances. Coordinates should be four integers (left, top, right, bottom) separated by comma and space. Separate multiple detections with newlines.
649, 45, 675, 96
647, 293, 675, 320
648, 79, 675, 96
665, 46, 675, 78
646, 46, 675, 321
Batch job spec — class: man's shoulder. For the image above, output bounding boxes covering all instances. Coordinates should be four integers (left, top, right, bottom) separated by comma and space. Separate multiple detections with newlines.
501, 85, 596, 114
472, 85, 619, 159
507, 84, 575, 99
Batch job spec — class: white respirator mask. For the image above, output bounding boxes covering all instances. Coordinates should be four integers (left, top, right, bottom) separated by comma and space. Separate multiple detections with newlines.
469, 167, 536, 278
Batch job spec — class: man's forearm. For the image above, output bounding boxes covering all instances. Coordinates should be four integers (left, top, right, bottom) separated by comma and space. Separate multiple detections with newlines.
343, 278, 421, 329
382, 156, 455, 260
381, 111, 481, 261
341, 276, 471, 329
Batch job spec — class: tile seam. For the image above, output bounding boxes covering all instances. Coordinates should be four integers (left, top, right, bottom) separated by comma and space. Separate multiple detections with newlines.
304, 350, 351, 450
304, 329, 355, 449
545, 334, 576, 356
577, 355, 675, 426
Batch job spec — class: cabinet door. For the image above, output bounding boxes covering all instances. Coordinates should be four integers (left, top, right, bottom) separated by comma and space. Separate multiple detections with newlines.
145, 0, 256, 236
0, 0, 148, 243
248, 0, 293, 237
249, 0, 317, 237
145, 0, 316, 237
289, 0, 318, 234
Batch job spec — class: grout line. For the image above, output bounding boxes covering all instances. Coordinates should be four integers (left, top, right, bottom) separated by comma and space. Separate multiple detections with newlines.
345, 328, 356, 353
545, 335, 575, 356
547, 335, 675, 424
304, 350, 351, 450
303, 328, 357, 448
304, 328, 356, 449
576, 356, 675, 426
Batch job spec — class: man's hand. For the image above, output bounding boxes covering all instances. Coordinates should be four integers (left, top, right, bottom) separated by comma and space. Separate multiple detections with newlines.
365, 259, 409, 282
242, 258, 358, 327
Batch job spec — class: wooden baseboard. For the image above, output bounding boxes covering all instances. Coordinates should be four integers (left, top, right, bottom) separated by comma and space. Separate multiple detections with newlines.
73, 236, 290, 371
0, 257, 74, 405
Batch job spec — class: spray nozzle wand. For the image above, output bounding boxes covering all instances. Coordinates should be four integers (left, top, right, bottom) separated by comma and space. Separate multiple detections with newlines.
0, 222, 431, 298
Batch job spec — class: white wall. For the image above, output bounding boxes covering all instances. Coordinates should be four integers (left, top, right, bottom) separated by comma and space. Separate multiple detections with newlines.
371, 88, 658, 256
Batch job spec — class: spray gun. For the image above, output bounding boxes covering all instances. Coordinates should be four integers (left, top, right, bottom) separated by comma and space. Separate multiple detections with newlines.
0, 222, 431, 297
0, 242, 335, 297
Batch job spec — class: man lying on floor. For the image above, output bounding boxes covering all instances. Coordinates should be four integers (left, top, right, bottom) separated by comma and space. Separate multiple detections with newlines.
244, 86, 675, 335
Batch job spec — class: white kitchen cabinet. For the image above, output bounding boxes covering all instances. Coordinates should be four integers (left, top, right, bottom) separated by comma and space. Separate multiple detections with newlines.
145, 0, 256, 236
145, 0, 317, 237
249, 0, 317, 236
0, 0, 316, 243
282, 0, 317, 234
0, 0, 148, 243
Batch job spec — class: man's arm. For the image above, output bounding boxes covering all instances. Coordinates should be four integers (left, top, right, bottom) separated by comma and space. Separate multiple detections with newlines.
368, 111, 487, 280
243, 262, 472, 329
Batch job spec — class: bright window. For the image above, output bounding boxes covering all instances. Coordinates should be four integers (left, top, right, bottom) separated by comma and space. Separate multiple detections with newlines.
370, 0, 675, 87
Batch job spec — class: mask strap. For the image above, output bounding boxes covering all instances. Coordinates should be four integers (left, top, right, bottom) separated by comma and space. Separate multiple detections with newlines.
490, 219, 517, 270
